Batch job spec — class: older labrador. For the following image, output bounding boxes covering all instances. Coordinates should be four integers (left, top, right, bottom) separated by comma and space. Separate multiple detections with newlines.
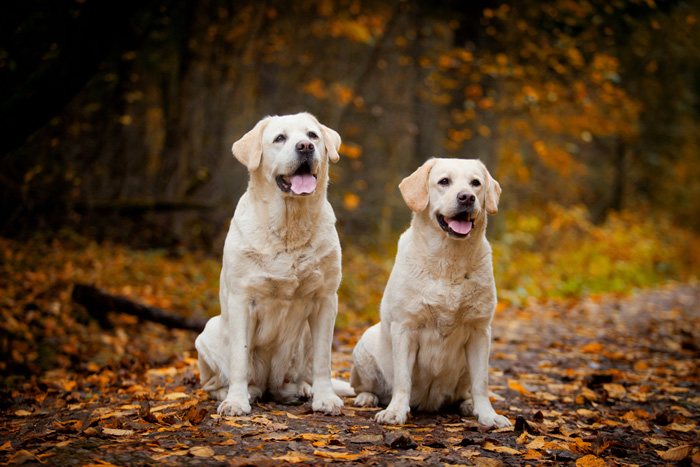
195, 112, 348, 416
350, 158, 511, 427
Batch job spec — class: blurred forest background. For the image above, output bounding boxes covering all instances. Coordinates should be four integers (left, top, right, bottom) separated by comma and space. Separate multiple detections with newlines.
2, 0, 700, 308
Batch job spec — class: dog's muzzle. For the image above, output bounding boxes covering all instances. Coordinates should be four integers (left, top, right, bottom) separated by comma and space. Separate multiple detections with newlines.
276, 144, 318, 196
437, 210, 474, 238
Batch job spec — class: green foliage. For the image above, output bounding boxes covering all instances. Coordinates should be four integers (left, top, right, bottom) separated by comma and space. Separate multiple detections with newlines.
494, 205, 700, 303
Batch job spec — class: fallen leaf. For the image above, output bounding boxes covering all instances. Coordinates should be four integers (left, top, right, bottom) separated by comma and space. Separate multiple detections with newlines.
161, 392, 188, 401
482, 441, 521, 455
575, 454, 606, 467
581, 342, 604, 353
603, 383, 626, 400
313, 449, 368, 460
660, 444, 696, 461
5, 450, 44, 464
473, 458, 504, 467
273, 451, 314, 462
526, 436, 546, 450
189, 446, 215, 457
102, 428, 134, 436
667, 422, 696, 432
384, 430, 417, 449
508, 380, 533, 396
523, 449, 543, 459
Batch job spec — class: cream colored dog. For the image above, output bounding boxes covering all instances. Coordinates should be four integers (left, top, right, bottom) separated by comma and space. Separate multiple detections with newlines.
350, 158, 511, 427
195, 112, 349, 416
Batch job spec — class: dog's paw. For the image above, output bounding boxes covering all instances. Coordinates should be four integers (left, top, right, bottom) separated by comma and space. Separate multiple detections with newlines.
217, 398, 252, 416
354, 392, 379, 407
312, 393, 343, 415
475, 410, 512, 428
298, 382, 313, 399
459, 399, 474, 417
375, 408, 409, 425
209, 388, 229, 401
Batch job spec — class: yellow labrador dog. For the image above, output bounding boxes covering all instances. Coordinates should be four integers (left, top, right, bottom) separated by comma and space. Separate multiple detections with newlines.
195, 113, 349, 416
350, 158, 511, 428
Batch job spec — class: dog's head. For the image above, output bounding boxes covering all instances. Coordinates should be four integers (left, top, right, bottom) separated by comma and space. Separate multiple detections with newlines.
399, 158, 501, 239
231, 112, 341, 197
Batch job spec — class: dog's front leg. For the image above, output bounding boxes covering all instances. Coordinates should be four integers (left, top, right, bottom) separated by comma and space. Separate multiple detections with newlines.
309, 294, 343, 415
462, 324, 511, 428
376, 322, 416, 425
218, 293, 253, 416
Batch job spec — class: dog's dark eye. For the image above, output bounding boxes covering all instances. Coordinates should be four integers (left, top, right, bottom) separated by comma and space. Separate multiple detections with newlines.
307, 131, 319, 139
438, 178, 450, 186
274, 134, 286, 143
471, 179, 481, 187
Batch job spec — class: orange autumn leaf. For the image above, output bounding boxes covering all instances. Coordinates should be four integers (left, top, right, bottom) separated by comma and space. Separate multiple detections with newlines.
581, 342, 604, 353
314, 450, 369, 460
576, 454, 607, 467
508, 379, 533, 396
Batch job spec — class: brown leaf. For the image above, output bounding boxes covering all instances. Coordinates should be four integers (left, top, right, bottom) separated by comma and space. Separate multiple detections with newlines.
514, 415, 538, 434
102, 428, 135, 437
660, 444, 694, 461
5, 450, 44, 464
384, 430, 417, 449
474, 458, 504, 467
273, 451, 313, 463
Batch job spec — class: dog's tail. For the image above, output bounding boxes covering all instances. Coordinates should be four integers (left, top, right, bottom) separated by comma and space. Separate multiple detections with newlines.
332, 378, 356, 397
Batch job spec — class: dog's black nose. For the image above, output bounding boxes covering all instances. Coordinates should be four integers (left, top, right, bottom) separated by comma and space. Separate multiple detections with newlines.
457, 191, 475, 206
296, 140, 315, 155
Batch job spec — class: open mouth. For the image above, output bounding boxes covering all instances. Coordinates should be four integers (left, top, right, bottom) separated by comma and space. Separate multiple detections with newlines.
276, 161, 317, 196
436, 211, 474, 238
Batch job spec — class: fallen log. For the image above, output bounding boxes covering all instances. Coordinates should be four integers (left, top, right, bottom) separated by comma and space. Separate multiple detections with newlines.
72, 284, 207, 332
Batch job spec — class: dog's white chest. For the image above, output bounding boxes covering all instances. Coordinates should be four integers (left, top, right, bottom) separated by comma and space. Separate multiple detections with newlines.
242, 249, 325, 301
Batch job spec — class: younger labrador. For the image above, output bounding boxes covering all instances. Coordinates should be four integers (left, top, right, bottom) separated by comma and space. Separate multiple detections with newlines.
195, 113, 348, 416
350, 158, 511, 427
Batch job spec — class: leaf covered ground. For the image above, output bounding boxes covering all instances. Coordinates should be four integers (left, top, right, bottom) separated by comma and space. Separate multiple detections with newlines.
1, 235, 699, 466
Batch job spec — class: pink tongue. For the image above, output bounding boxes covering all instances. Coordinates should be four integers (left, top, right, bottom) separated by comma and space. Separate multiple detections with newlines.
290, 174, 317, 194
448, 219, 472, 235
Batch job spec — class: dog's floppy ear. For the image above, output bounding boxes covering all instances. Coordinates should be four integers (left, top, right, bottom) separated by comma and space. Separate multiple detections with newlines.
399, 158, 437, 213
481, 161, 501, 215
232, 117, 270, 172
320, 123, 341, 163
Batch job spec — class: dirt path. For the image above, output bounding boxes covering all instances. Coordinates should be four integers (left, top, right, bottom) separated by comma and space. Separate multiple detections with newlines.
2, 283, 699, 466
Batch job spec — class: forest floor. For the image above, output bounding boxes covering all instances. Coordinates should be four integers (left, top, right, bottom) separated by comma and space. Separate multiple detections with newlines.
1, 278, 699, 466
